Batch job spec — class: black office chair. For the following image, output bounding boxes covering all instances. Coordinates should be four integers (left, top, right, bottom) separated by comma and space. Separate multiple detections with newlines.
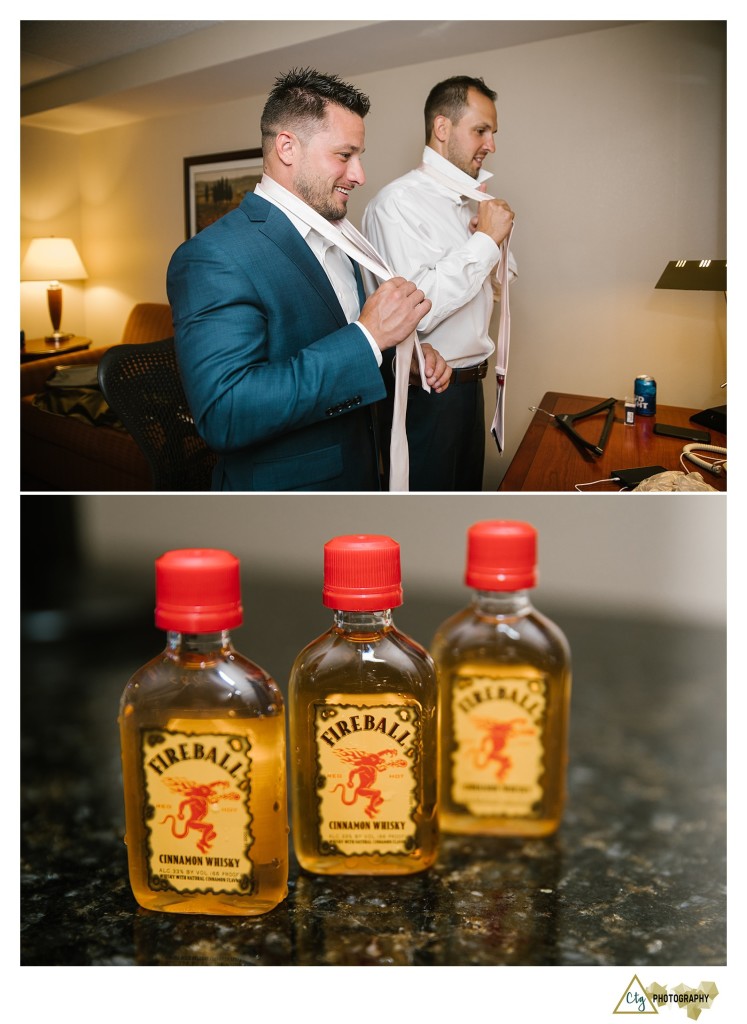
98, 337, 217, 490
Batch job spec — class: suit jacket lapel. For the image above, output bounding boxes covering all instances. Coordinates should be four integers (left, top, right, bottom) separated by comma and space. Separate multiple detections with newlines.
251, 198, 348, 328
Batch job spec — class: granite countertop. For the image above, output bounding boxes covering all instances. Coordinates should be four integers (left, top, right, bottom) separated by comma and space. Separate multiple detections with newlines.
21, 570, 726, 967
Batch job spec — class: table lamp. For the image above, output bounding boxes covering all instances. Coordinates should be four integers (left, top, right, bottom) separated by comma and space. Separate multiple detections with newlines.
655, 259, 727, 434
21, 237, 88, 345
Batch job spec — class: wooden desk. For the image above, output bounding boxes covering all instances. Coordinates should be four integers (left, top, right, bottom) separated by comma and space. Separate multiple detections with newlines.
499, 391, 727, 492
21, 336, 92, 363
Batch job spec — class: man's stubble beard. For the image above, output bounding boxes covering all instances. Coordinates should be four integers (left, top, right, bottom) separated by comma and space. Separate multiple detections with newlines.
294, 168, 346, 222
446, 137, 479, 180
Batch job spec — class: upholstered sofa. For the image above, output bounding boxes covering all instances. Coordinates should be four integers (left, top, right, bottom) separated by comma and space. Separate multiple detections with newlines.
20, 304, 172, 491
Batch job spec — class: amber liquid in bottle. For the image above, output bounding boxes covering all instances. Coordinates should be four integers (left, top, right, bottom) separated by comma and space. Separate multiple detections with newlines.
432, 591, 571, 837
119, 630, 288, 915
289, 610, 438, 875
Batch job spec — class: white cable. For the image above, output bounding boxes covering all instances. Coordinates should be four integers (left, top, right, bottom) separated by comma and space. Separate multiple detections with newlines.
574, 478, 623, 491
680, 444, 727, 476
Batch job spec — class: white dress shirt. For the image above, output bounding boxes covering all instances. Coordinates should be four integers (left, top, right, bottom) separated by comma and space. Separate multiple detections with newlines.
362, 147, 517, 369
255, 176, 381, 365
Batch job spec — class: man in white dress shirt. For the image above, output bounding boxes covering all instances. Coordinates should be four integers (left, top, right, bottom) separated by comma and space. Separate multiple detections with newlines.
363, 75, 516, 491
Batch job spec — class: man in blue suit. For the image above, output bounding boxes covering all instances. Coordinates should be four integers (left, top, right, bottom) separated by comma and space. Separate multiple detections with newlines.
167, 68, 450, 491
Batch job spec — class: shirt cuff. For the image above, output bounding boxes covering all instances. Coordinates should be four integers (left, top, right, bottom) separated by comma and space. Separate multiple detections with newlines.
470, 230, 502, 263
354, 321, 382, 366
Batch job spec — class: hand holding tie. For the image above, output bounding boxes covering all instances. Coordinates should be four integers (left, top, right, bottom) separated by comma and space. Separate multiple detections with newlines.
417, 343, 451, 392
474, 198, 514, 245
358, 277, 431, 351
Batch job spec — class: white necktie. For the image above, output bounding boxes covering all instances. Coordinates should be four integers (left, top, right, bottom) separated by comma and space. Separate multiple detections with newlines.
320, 239, 360, 325
419, 162, 514, 453
259, 175, 428, 491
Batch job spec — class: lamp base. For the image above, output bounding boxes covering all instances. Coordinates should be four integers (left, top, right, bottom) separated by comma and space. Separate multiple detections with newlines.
44, 331, 74, 346
690, 404, 726, 435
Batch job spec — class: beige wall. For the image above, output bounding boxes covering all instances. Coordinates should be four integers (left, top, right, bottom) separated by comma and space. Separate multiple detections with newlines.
20, 21, 726, 486
80, 492, 726, 627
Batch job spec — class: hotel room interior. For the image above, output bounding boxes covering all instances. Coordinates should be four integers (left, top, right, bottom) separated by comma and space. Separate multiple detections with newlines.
20, 19, 726, 492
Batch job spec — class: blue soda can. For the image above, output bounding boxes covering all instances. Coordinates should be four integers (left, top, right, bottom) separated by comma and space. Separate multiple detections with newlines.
634, 375, 656, 416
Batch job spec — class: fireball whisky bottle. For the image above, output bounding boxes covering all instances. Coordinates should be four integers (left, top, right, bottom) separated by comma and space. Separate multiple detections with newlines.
118, 548, 288, 915
289, 535, 438, 875
432, 521, 571, 837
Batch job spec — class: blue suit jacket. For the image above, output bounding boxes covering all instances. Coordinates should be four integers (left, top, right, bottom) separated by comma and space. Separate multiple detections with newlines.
166, 192, 386, 490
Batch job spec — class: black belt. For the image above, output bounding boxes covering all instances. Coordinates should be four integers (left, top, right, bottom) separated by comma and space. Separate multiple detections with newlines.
451, 360, 488, 384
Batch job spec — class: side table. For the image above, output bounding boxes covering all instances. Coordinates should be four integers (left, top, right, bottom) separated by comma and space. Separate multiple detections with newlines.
21, 336, 92, 363
499, 391, 727, 492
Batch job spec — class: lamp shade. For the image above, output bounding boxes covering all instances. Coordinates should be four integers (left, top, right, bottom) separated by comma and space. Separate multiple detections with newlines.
21, 237, 88, 282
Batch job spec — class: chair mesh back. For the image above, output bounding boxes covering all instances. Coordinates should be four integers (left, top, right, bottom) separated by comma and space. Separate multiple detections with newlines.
98, 338, 216, 490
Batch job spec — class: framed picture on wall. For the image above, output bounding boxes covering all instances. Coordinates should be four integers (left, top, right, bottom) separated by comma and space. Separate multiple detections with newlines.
184, 148, 263, 237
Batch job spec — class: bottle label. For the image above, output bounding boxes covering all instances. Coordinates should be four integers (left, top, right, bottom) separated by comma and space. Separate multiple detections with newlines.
450, 675, 547, 817
313, 701, 421, 856
140, 728, 254, 895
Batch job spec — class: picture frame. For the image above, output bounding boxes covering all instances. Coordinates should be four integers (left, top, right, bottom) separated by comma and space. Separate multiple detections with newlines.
183, 148, 263, 237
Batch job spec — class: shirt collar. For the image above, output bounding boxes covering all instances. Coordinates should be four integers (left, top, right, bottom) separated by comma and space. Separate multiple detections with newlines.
421, 146, 494, 198
256, 175, 316, 241
257, 175, 348, 263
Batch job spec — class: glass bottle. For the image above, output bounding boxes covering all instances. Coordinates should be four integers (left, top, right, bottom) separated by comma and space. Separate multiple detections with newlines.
118, 548, 288, 915
289, 534, 438, 875
432, 521, 571, 837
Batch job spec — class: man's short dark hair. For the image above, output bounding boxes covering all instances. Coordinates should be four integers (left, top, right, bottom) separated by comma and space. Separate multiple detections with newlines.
424, 76, 497, 143
261, 67, 371, 154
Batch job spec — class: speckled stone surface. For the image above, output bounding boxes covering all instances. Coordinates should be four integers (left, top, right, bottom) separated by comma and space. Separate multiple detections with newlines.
21, 571, 725, 967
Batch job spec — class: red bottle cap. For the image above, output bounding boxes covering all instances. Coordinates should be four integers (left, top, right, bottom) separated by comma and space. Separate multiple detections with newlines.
322, 535, 403, 611
465, 521, 537, 591
155, 548, 243, 632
